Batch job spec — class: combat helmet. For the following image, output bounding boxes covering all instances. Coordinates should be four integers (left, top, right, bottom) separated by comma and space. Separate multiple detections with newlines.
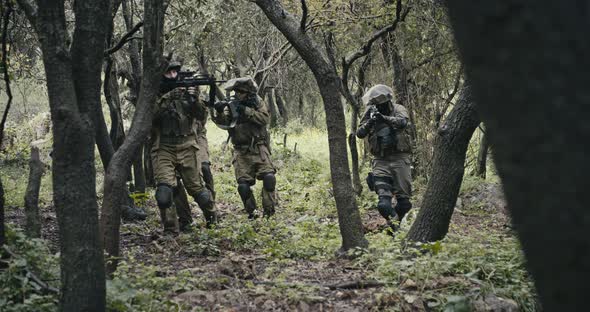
362, 84, 395, 106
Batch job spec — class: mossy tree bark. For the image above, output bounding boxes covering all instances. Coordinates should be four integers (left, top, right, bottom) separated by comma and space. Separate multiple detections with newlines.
16, 0, 111, 310
407, 84, 479, 242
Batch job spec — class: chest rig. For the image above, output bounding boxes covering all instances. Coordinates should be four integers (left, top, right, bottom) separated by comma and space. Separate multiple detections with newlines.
159, 91, 195, 138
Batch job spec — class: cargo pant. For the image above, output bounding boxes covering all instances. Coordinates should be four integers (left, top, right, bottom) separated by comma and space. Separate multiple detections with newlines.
233, 144, 277, 214
152, 136, 216, 230
372, 153, 412, 199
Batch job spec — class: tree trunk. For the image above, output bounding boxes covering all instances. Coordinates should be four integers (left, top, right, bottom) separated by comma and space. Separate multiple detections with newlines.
255, 0, 367, 251
24, 146, 44, 238
475, 127, 489, 179
0, 178, 4, 247
132, 144, 146, 193
266, 88, 279, 128
100, 0, 165, 275
444, 1, 590, 310
122, 0, 141, 102
348, 108, 362, 195
104, 57, 125, 150
275, 90, 289, 126
407, 84, 479, 242
144, 140, 155, 187
16, 0, 110, 310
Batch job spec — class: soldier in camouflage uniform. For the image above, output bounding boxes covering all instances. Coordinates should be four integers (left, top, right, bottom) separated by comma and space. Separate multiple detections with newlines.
356, 85, 413, 233
212, 77, 277, 219
173, 97, 216, 231
152, 61, 217, 232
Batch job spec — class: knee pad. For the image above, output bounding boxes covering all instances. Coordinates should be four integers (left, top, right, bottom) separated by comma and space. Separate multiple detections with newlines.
262, 173, 276, 192
237, 183, 252, 200
377, 196, 394, 219
195, 190, 212, 207
155, 183, 173, 209
395, 197, 413, 216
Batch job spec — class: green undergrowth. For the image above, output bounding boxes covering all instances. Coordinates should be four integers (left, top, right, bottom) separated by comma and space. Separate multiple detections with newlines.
0, 226, 59, 312
1, 121, 538, 311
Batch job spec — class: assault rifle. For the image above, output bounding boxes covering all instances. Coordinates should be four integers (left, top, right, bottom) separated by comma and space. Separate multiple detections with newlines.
159, 71, 226, 107
212, 97, 258, 130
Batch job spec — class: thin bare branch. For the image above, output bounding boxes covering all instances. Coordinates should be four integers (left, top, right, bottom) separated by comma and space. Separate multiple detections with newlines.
300, 0, 308, 32
340, 1, 410, 110
104, 21, 144, 56
254, 43, 293, 76
343, 5, 411, 67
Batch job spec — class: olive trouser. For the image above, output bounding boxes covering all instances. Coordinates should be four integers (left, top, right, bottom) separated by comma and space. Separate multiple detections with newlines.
175, 130, 214, 227
233, 144, 276, 213
152, 136, 216, 230
372, 153, 412, 199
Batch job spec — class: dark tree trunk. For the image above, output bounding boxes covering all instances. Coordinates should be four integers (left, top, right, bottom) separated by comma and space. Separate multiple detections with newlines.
0, 1, 12, 248
275, 90, 289, 126
255, 0, 367, 251
16, 0, 110, 310
122, 0, 141, 102
407, 84, 479, 242
266, 88, 279, 128
0, 178, 4, 246
475, 127, 489, 179
144, 140, 155, 187
24, 146, 44, 238
348, 114, 363, 196
133, 144, 146, 193
104, 57, 125, 150
100, 0, 165, 275
444, 1, 590, 310
298, 95, 304, 119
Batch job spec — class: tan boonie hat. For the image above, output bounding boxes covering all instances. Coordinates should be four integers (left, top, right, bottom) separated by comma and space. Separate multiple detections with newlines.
224, 77, 258, 94
362, 84, 395, 106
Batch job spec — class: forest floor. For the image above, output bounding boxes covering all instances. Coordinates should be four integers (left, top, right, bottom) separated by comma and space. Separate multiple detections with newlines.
2, 125, 538, 312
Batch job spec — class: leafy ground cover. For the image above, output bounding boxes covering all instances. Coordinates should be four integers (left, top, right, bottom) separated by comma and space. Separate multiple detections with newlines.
1, 120, 538, 311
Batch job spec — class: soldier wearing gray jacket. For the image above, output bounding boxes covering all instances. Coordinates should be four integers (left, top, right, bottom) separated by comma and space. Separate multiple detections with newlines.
357, 85, 413, 233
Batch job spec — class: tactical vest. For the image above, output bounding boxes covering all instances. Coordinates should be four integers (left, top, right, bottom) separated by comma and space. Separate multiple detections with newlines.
157, 90, 195, 138
367, 104, 413, 157
230, 98, 270, 152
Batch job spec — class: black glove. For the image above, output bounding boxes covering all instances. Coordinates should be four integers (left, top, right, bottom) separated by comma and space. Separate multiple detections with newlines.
234, 103, 245, 115
373, 112, 385, 121
214, 101, 226, 113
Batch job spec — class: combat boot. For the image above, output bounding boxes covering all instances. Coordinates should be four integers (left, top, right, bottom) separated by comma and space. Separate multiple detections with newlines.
262, 189, 276, 218
159, 207, 178, 234
121, 204, 147, 222
244, 197, 258, 219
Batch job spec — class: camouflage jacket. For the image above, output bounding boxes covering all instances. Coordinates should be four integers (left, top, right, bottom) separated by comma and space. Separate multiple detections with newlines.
152, 88, 207, 139
213, 96, 270, 152
357, 103, 413, 157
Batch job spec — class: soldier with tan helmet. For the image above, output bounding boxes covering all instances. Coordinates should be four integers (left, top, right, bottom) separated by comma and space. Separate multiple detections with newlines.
212, 77, 277, 219
152, 60, 217, 232
356, 84, 413, 234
